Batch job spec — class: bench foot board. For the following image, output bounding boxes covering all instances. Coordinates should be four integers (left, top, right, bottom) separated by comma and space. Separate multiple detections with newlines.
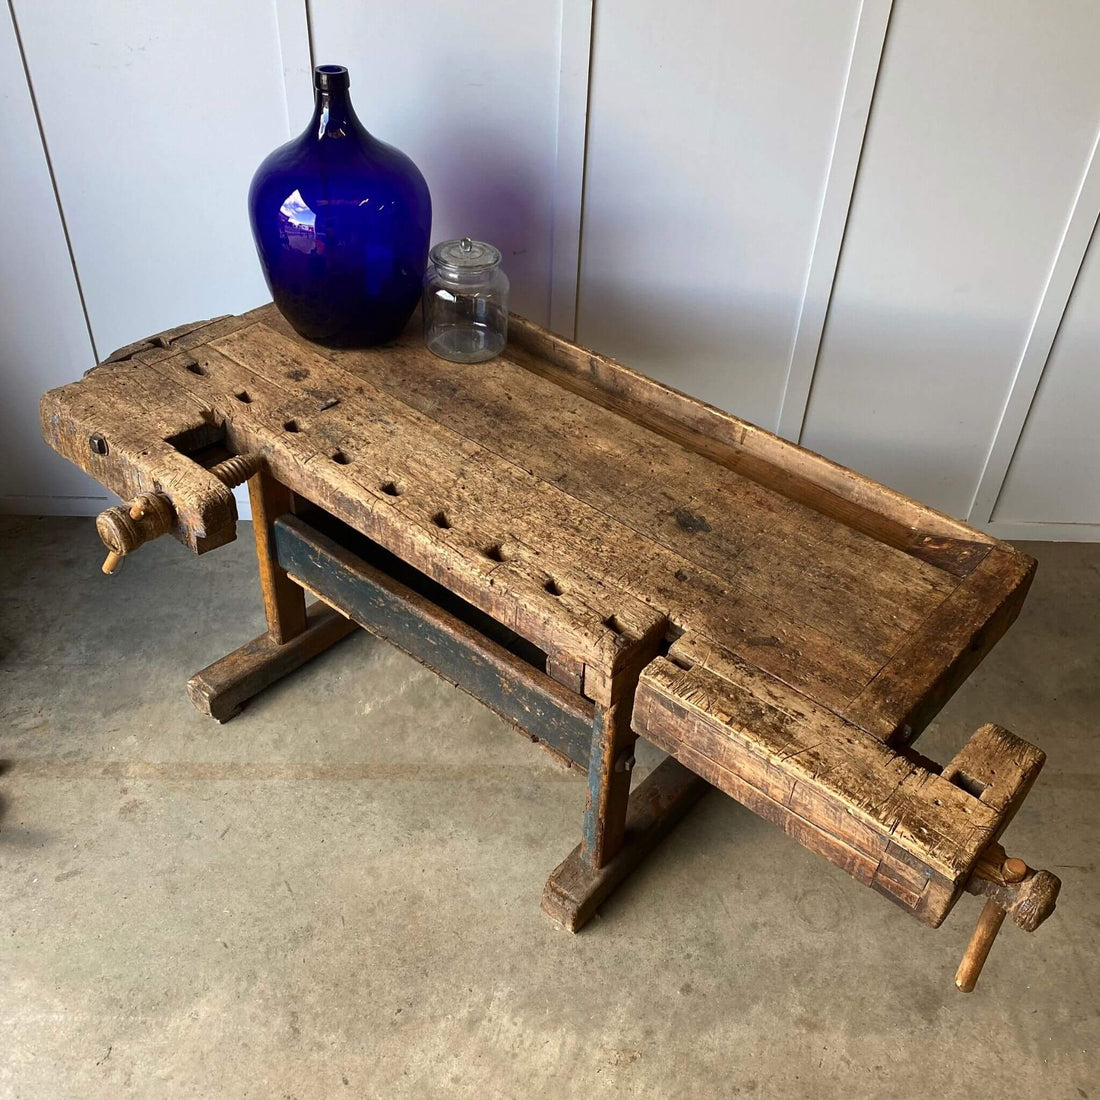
542, 756, 709, 932
186, 601, 357, 721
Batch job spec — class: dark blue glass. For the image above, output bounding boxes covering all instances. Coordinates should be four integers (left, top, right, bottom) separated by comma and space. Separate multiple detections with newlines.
248, 65, 432, 346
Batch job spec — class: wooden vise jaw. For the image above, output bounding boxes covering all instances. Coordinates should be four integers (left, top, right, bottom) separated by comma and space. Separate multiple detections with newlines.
633, 648, 1062, 992
94, 455, 261, 573
40, 324, 258, 565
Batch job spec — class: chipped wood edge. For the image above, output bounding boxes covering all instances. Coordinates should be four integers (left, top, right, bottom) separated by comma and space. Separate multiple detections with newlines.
843, 545, 1037, 743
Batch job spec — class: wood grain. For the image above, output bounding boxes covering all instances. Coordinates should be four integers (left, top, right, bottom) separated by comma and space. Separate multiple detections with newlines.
248, 468, 307, 644
42, 306, 1034, 735
41, 304, 1054, 948
631, 646, 1046, 926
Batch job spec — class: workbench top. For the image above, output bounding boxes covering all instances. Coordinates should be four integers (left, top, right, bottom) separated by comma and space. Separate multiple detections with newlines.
41, 304, 1034, 742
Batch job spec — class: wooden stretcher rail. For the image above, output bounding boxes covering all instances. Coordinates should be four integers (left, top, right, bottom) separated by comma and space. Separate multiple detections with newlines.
272, 513, 595, 769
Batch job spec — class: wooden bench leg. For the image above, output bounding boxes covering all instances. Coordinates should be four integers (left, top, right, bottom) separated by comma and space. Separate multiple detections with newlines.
582, 698, 638, 868
249, 468, 308, 644
185, 472, 356, 721
544, 671, 709, 931
542, 754, 709, 932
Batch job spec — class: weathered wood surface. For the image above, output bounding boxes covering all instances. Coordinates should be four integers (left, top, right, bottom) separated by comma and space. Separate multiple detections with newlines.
187, 600, 357, 722
39, 304, 1035, 739
506, 318, 994, 573
542, 756, 710, 932
273, 513, 595, 768
40, 305, 1051, 946
42, 313, 258, 553
632, 640, 1048, 926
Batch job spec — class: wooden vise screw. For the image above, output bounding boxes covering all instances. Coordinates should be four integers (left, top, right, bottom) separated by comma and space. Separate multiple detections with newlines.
956, 842, 1061, 992
96, 454, 260, 574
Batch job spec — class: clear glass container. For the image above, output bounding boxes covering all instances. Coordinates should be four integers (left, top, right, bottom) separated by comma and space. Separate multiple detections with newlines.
422, 237, 509, 363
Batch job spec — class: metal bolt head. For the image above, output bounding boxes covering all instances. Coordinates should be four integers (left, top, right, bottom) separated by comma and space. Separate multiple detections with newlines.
89, 433, 109, 455
614, 751, 636, 774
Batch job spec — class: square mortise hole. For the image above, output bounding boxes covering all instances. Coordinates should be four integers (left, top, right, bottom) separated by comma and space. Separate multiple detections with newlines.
283, 419, 300, 433
234, 390, 252, 403
544, 578, 563, 596
949, 771, 988, 799
381, 480, 403, 496
185, 359, 207, 376
483, 543, 511, 562
604, 614, 626, 635
331, 450, 351, 465
432, 511, 452, 529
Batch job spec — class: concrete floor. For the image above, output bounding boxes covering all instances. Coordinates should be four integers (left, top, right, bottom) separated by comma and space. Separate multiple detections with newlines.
0, 516, 1097, 1099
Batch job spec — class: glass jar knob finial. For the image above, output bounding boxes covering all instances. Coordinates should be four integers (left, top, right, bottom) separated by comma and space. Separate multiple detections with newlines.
460, 237, 473, 252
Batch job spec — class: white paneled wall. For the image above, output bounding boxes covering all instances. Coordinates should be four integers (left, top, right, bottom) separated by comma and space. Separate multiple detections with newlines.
310, 0, 587, 325
799, 0, 1100, 520
991, 222, 1100, 535
11, 0, 293, 357
0, 7, 102, 512
577, 0, 863, 427
1, 0, 1098, 539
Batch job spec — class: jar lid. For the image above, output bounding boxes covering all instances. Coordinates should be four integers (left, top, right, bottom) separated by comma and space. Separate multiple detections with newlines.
430, 236, 501, 272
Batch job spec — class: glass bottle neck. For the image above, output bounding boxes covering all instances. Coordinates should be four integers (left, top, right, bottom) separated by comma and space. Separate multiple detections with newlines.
311, 87, 361, 139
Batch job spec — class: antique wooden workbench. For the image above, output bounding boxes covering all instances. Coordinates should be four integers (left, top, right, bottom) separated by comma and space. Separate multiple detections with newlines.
41, 305, 1060, 991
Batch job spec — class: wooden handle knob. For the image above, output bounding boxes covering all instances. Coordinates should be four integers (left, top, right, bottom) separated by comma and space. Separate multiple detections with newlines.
1010, 868, 1060, 931
91, 455, 258, 576
955, 898, 1007, 993
96, 492, 175, 574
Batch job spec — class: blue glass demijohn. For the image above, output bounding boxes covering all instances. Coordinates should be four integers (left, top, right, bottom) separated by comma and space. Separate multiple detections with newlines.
248, 65, 432, 346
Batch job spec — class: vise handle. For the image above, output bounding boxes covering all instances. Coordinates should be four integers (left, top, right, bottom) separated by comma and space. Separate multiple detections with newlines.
955, 843, 1061, 992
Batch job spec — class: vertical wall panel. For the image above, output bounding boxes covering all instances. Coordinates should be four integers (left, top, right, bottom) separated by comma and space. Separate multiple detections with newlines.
5, 2, 1100, 534
967, 130, 1100, 527
576, 0, 862, 428
990, 220, 1100, 526
11, 0, 293, 357
800, 0, 1100, 518
310, 0, 572, 326
275, 0, 316, 134
0, 7, 103, 513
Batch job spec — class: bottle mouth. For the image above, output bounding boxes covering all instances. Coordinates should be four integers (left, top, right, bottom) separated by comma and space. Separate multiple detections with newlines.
314, 65, 349, 92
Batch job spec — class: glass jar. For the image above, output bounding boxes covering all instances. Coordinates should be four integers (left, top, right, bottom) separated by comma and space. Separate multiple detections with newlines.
422, 237, 509, 363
